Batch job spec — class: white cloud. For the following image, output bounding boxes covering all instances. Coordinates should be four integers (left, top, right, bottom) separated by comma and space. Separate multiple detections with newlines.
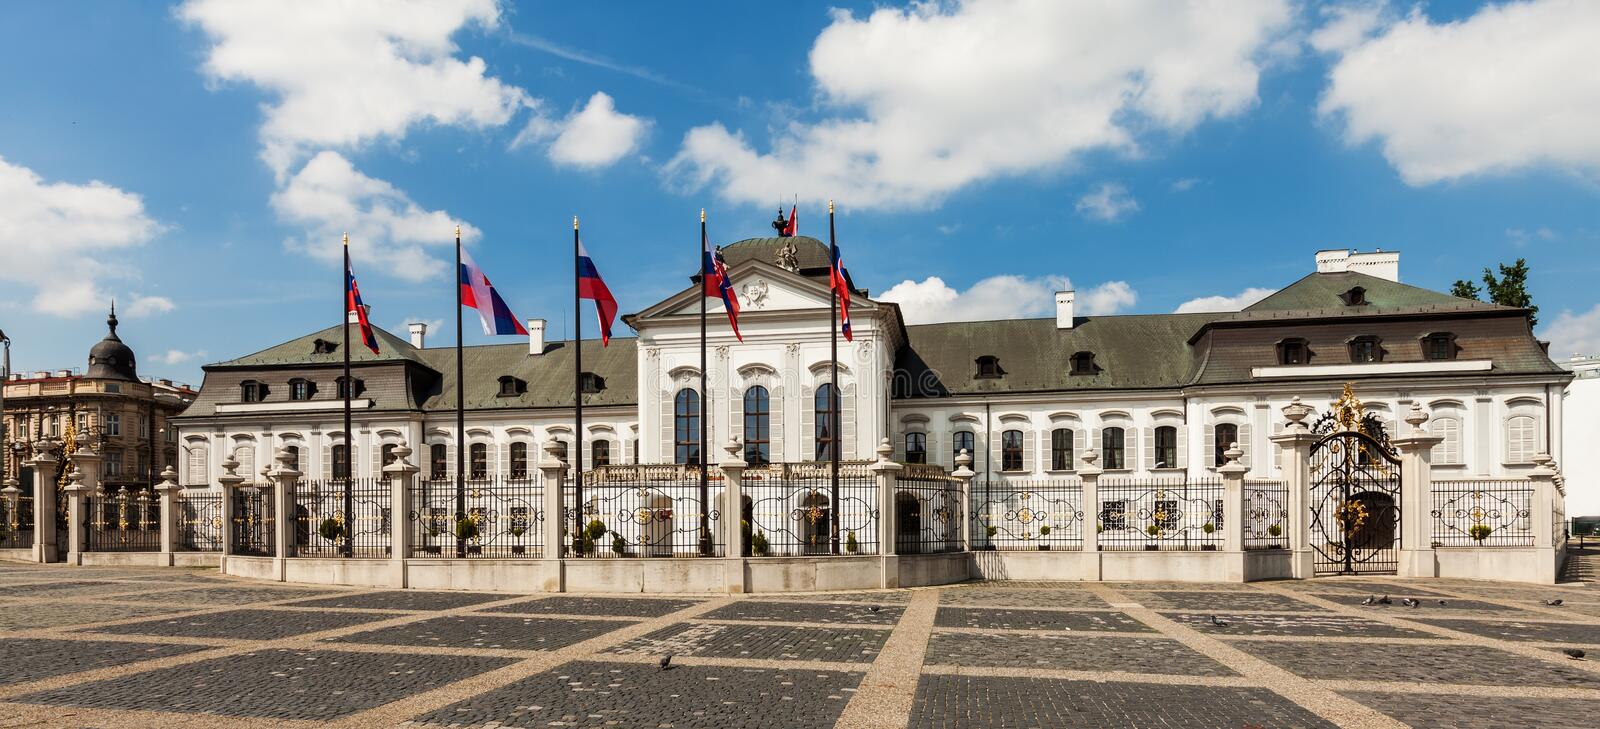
1317, 0, 1600, 185
125, 295, 176, 317
1169, 177, 1203, 192
524, 92, 649, 169
178, 0, 530, 177
157, 349, 208, 365
1544, 303, 1600, 358
271, 151, 480, 282
1174, 287, 1278, 313
667, 0, 1292, 209
0, 155, 164, 316
1506, 226, 1558, 246
878, 274, 1135, 324
1075, 183, 1139, 222
1308, 0, 1391, 54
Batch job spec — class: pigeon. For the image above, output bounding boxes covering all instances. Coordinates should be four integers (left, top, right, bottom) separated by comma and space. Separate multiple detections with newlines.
1545, 599, 1564, 607
867, 606, 881, 613
1563, 648, 1586, 660
1437, 600, 1448, 606
1378, 595, 1393, 605
1210, 615, 1230, 627
659, 654, 673, 671
1360, 595, 1375, 606
1401, 598, 1419, 608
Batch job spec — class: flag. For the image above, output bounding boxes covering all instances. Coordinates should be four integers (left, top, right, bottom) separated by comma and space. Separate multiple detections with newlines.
829, 236, 852, 341
782, 204, 798, 237
459, 247, 527, 336
577, 240, 619, 345
702, 229, 742, 341
345, 257, 379, 354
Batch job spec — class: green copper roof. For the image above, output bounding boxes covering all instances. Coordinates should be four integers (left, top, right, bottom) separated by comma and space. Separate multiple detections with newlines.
720, 236, 831, 272
209, 324, 429, 368
1239, 271, 1511, 318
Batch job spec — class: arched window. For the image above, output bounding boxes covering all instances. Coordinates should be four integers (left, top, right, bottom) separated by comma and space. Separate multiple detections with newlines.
591, 440, 611, 467
1506, 415, 1537, 464
1001, 429, 1024, 471
674, 389, 701, 465
905, 432, 927, 464
429, 444, 447, 480
1432, 417, 1461, 465
1154, 426, 1178, 469
1214, 423, 1238, 467
1101, 427, 1125, 470
814, 383, 838, 461
510, 442, 528, 479
1050, 428, 1073, 470
953, 431, 975, 464
469, 443, 488, 479
240, 381, 263, 403
331, 444, 348, 479
743, 386, 770, 466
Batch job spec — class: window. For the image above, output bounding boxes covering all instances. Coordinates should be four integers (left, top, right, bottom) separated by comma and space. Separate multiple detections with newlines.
905, 432, 927, 464
105, 449, 123, 476
1277, 338, 1310, 365
975, 355, 1003, 379
1001, 429, 1024, 471
632, 438, 639, 464
579, 372, 606, 394
381, 443, 397, 468
591, 440, 610, 467
1050, 428, 1074, 470
1070, 352, 1097, 376
139, 415, 149, 439
469, 443, 488, 479
1101, 427, 1125, 469
289, 379, 312, 401
1213, 423, 1238, 466
76, 412, 87, 432
1506, 415, 1537, 464
743, 386, 771, 466
1348, 336, 1382, 363
674, 389, 701, 465
105, 414, 121, 437
1340, 286, 1369, 306
814, 383, 838, 461
1432, 417, 1462, 465
497, 376, 522, 397
1154, 426, 1178, 469
240, 381, 263, 403
335, 377, 363, 398
284, 445, 300, 474
332, 445, 349, 479
1423, 332, 1457, 361
185, 444, 208, 485
953, 431, 976, 463
552, 440, 569, 463
509, 442, 528, 478
313, 338, 338, 355
429, 444, 447, 479
105, 383, 120, 394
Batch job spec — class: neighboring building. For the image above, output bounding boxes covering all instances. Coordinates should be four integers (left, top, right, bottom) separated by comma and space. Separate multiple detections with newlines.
1559, 354, 1599, 519
174, 245, 1571, 499
2, 307, 197, 489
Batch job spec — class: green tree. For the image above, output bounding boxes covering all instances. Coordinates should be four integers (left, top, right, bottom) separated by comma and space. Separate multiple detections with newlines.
1450, 279, 1482, 300
1481, 258, 1538, 326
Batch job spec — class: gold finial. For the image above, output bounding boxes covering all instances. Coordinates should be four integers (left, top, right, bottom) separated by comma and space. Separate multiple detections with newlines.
1331, 382, 1366, 433
454, 224, 461, 238
700, 208, 706, 223
573, 215, 579, 230
342, 232, 348, 247
828, 199, 835, 214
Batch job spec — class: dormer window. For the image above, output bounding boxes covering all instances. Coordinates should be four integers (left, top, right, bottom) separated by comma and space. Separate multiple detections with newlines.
288, 378, 313, 401
1348, 335, 1383, 363
1422, 332, 1458, 361
1276, 338, 1311, 365
975, 355, 1004, 379
1069, 351, 1097, 376
1339, 286, 1369, 306
313, 338, 338, 355
335, 377, 364, 399
579, 372, 606, 394
240, 380, 264, 403
497, 376, 528, 397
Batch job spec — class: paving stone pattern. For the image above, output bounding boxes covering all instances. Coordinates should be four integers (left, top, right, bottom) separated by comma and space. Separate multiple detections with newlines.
1341, 691, 1600, 729
936, 587, 1111, 609
608, 622, 890, 662
701, 599, 904, 625
925, 631, 1237, 676
283, 589, 511, 611
483, 595, 703, 617
81, 607, 404, 640
1161, 611, 1435, 638
1130, 590, 1330, 612
1234, 640, 1600, 687
330, 614, 635, 651
910, 674, 1338, 729
1410, 616, 1600, 645
0, 637, 211, 686
934, 606, 1153, 632
121, 585, 345, 605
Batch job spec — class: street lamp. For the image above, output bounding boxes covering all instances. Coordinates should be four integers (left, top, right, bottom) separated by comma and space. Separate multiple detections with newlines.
1, 328, 10, 481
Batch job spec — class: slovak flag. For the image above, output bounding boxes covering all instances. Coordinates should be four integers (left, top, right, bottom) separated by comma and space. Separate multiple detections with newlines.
345, 258, 379, 354
781, 204, 798, 237
829, 236, 853, 341
459, 247, 527, 336
703, 229, 742, 341
577, 240, 619, 345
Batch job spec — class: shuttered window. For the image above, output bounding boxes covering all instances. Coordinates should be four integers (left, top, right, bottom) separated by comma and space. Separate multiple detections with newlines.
674, 389, 701, 465
1102, 427, 1126, 469
1001, 430, 1024, 471
814, 384, 838, 461
1506, 415, 1537, 464
952, 431, 976, 463
1050, 428, 1073, 470
1432, 417, 1461, 464
743, 386, 771, 466
1154, 426, 1178, 469
1214, 423, 1238, 467
905, 432, 927, 464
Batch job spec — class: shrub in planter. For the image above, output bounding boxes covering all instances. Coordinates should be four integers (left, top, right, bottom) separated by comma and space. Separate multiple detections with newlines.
845, 530, 859, 554
1469, 524, 1493, 542
318, 517, 345, 542
1267, 524, 1282, 537
585, 519, 608, 541
984, 525, 999, 550
1202, 522, 1215, 534
752, 530, 770, 557
1145, 524, 1161, 537
509, 525, 526, 537
454, 517, 479, 541
1038, 525, 1052, 551
612, 534, 628, 555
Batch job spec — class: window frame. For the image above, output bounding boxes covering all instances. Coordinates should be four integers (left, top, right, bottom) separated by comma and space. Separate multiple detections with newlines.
975, 355, 1003, 379
1154, 425, 1178, 469
1069, 351, 1097, 376
674, 388, 701, 465
1422, 332, 1458, 361
509, 442, 528, 479
814, 383, 839, 461
469, 442, 488, 480
1276, 337, 1311, 366
332, 444, 350, 480
429, 444, 447, 480
1213, 423, 1239, 467
240, 380, 263, 403
1050, 428, 1074, 471
288, 378, 312, 401
952, 430, 976, 464
1101, 426, 1126, 470
1347, 335, 1383, 363
904, 432, 927, 464
743, 386, 771, 466
591, 440, 610, 467
1000, 429, 1024, 472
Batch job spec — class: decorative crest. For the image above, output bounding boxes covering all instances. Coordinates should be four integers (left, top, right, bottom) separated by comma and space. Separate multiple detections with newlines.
1331, 383, 1365, 432
1311, 382, 1391, 446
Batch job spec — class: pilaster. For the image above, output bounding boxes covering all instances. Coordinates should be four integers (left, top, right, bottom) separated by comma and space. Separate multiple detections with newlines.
154, 467, 182, 565
1392, 403, 1443, 579
25, 449, 59, 562
383, 443, 420, 589
1269, 397, 1317, 579
537, 440, 567, 592
718, 438, 748, 593
871, 438, 903, 588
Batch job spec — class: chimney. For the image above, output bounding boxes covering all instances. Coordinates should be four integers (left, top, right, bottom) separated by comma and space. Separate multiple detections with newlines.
1055, 290, 1076, 329
528, 318, 546, 355
346, 304, 371, 324
1315, 248, 1400, 282
408, 321, 427, 348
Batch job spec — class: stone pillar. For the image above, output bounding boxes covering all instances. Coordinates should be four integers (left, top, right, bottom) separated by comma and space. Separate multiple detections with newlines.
871, 438, 904, 589
155, 467, 181, 563
1529, 453, 1558, 551
25, 449, 58, 563
537, 440, 567, 592
383, 444, 419, 588
62, 465, 89, 565
2, 477, 20, 554
1079, 448, 1102, 555
1269, 397, 1317, 579
1218, 443, 1248, 582
269, 449, 300, 584
719, 438, 747, 593
1392, 403, 1443, 579
217, 455, 244, 570
952, 449, 975, 552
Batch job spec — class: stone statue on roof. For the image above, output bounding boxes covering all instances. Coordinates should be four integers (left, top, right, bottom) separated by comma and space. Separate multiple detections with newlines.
776, 239, 799, 272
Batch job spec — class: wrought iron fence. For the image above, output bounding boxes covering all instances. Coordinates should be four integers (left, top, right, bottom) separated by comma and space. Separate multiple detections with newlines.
972, 478, 1083, 551
566, 465, 725, 558
176, 490, 223, 552
409, 477, 544, 558
1, 492, 34, 549
86, 486, 160, 552
1097, 477, 1224, 551
293, 479, 392, 558
742, 462, 877, 557
1244, 479, 1289, 550
230, 487, 274, 556
1431, 479, 1533, 547
894, 467, 963, 554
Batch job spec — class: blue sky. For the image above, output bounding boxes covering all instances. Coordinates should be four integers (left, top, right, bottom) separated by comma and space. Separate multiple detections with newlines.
1, 0, 1597, 387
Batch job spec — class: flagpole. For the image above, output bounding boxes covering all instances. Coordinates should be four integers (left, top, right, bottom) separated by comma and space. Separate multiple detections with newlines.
828, 200, 840, 556
342, 234, 353, 558
698, 209, 710, 554
573, 215, 584, 556
454, 224, 466, 559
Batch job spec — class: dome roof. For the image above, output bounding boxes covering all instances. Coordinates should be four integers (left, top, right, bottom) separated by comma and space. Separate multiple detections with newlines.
86, 305, 137, 381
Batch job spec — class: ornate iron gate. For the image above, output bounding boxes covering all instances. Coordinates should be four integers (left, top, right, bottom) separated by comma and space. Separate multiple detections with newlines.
1310, 387, 1402, 575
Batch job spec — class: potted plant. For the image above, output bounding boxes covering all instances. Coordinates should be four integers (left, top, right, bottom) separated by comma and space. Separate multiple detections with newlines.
984, 525, 999, 550
1144, 524, 1161, 550
317, 517, 345, 543
845, 530, 859, 554
612, 534, 628, 555
1038, 525, 1052, 550
1200, 522, 1218, 551
1267, 523, 1283, 549
752, 530, 770, 557
1469, 524, 1493, 542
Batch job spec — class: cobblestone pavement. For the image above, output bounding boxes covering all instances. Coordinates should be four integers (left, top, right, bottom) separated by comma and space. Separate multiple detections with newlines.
0, 562, 1596, 728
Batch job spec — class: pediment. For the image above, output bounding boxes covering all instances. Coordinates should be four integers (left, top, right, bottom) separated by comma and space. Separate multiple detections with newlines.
634, 259, 874, 321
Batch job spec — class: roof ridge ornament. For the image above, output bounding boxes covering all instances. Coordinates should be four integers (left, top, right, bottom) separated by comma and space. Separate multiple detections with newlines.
775, 239, 799, 272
